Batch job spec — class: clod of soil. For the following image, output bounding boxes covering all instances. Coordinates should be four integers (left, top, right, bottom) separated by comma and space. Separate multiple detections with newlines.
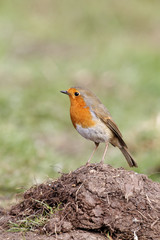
1, 164, 160, 240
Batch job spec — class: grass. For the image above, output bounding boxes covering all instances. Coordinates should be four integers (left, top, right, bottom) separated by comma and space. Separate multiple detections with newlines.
0, 0, 160, 205
8, 216, 47, 233
8, 201, 62, 232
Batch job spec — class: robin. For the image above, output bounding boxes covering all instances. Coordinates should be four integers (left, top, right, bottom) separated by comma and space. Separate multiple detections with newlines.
60, 87, 137, 167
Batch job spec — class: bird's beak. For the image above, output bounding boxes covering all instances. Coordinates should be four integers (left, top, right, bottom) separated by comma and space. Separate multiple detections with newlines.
60, 90, 69, 95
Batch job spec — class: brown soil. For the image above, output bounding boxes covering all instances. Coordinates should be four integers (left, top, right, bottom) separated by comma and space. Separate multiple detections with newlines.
0, 164, 160, 240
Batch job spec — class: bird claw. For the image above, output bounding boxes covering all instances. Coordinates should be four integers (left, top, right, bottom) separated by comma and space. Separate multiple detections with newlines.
85, 162, 90, 166
99, 161, 104, 165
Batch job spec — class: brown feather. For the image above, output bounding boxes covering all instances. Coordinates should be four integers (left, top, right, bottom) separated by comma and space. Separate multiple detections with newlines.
120, 147, 138, 167
105, 118, 127, 148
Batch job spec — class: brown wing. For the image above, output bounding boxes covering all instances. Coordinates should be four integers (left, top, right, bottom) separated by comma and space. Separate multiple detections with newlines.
81, 89, 128, 148
106, 118, 122, 138
102, 118, 127, 148
91, 102, 127, 148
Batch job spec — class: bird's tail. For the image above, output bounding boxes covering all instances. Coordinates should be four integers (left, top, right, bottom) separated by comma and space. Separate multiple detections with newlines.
120, 147, 138, 168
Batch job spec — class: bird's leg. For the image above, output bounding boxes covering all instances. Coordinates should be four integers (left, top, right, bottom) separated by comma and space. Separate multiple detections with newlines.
86, 142, 99, 165
100, 142, 109, 164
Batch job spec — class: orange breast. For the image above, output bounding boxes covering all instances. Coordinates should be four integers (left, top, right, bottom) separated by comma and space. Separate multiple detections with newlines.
69, 96, 96, 128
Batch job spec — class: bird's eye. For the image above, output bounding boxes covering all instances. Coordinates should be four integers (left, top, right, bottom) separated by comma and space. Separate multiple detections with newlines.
74, 92, 79, 96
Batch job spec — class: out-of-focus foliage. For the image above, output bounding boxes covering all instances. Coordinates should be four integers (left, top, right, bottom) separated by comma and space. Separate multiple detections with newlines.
0, 0, 160, 204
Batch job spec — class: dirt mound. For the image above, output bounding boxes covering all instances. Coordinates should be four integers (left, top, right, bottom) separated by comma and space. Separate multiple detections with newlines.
1, 164, 160, 239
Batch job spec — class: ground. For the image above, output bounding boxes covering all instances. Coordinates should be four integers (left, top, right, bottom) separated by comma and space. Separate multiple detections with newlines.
0, 164, 160, 240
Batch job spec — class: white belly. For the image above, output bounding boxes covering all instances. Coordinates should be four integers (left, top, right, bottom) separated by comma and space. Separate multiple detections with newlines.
76, 120, 113, 143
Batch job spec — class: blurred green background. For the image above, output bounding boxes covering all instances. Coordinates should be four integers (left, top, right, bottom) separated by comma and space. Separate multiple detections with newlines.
0, 0, 160, 206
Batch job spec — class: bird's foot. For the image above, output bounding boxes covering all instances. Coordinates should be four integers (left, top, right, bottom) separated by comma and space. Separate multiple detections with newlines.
99, 160, 104, 165
85, 162, 90, 166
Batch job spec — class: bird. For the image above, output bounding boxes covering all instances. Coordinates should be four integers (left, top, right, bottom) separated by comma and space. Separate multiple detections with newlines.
60, 87, 137, 167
